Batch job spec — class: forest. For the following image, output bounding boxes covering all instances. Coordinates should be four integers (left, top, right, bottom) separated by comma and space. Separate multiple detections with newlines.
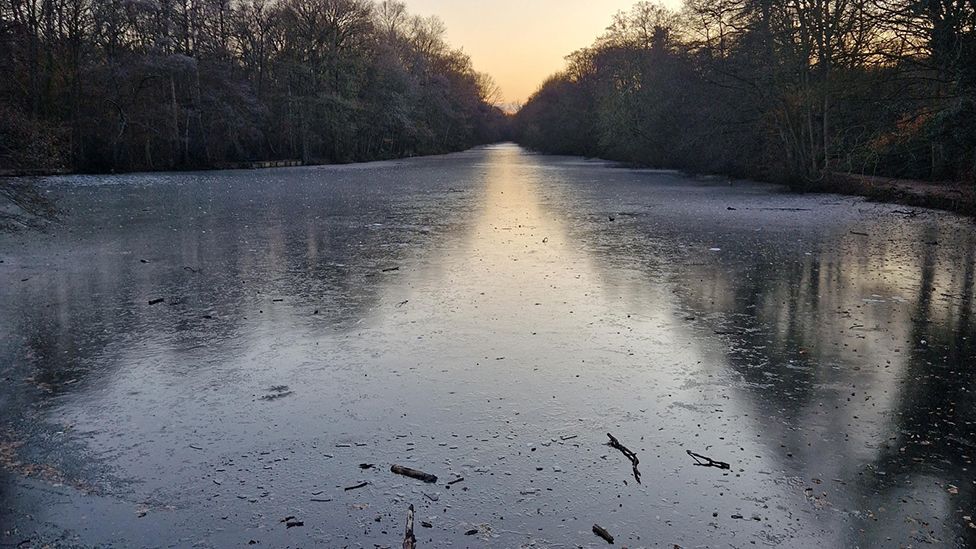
0, 0, 510, 173
3, 0, 974, 191
515, 0, 976, 188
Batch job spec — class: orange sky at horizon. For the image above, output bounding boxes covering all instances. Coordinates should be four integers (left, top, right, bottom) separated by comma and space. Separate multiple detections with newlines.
405, 0, 683, 105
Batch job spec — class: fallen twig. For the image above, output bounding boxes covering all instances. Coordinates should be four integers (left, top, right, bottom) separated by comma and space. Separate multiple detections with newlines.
402, 504, 416, 549
392, 464, 438, 483
742, 207, 812, 212
280, 516, 304, 528
344, 481, 369, 491
687, 450, 731, 470
447, 477, 465, 485
592, 524, 614, 544
606, 433, 641, 484
148, 298, 165, 305
850, 231, 869, 237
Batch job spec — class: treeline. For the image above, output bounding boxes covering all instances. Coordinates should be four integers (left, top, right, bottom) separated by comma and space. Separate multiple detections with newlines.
516, 1, 976, 186
0, 0, 510, 173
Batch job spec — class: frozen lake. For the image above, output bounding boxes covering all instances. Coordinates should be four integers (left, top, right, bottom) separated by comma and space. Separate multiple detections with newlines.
1, 143, 974, 547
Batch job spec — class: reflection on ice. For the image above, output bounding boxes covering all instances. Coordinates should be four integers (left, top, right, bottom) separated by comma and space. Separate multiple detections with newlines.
1, 144, 974, 547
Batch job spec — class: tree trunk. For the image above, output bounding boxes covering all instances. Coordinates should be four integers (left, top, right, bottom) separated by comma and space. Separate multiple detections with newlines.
171, 75, 181, 167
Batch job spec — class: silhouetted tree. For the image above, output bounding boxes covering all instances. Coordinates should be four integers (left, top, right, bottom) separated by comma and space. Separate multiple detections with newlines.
0, 0, 510, 173
516, 0, 975, 187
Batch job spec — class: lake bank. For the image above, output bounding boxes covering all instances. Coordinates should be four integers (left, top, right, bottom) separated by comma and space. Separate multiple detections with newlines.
7, 146, 973, 219
823, 172, 976, 217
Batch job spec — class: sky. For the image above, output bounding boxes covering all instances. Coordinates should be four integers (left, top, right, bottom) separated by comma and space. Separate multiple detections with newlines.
406, 0, 682, 106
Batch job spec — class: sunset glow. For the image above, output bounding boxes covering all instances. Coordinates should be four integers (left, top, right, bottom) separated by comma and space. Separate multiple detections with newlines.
406, 0, 682, 104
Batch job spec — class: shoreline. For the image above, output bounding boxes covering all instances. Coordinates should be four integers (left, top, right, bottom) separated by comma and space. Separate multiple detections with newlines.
521, 146, 976, 218
5, 149, 974, 219
0, 147, 483, 179
820, 173, 975, 218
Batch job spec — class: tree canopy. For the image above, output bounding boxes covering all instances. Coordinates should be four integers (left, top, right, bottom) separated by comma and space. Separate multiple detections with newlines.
516, 0, 976, 186
0, 0, 510, 173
